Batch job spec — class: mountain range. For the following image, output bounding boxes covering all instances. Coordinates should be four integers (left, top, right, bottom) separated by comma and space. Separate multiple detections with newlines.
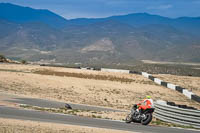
0, 3, 200, 65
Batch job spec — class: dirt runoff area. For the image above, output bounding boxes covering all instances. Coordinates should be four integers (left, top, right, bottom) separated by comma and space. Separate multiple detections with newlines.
154, 74, 200, 96
0, 64, 200, 109
0, 118, 137, 133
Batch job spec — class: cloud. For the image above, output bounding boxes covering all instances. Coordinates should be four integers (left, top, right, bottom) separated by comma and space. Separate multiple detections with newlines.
147, 4, 173, 10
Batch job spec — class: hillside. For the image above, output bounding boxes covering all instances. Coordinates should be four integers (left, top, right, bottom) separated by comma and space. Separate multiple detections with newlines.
0, 3, 68, 28
0, 3, 200, 65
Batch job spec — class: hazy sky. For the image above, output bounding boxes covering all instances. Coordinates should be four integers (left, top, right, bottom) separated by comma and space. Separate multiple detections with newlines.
0, 0, 200, 19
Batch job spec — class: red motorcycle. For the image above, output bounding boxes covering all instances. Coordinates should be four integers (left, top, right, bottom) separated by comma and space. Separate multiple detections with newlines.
125, 104, 155, 125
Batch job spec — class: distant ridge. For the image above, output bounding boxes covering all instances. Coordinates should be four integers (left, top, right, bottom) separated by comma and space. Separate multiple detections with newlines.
0, 3, 200, 64
0, 3, 68, 28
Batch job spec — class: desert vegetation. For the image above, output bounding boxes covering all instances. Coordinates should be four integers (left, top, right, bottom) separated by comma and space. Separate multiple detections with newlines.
19, 104, 126, 121
0, 54, 6, 62
33, 69, 154, 84
130, 63, 200, 77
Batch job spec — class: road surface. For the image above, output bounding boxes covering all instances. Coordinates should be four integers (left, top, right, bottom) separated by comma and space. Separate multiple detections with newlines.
0, 106, 199, 133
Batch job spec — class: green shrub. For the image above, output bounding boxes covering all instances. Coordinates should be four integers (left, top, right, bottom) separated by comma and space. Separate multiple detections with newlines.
0, 54, 6, 62
21, 60, 27, 64
0, 54, 5, 59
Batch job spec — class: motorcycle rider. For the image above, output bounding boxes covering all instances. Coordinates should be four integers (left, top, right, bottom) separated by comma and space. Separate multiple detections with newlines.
136, 96, 154, 114
125, 95, 155, 124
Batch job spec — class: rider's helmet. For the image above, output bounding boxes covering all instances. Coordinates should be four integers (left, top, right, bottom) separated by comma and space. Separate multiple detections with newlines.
146, 95, 151, 99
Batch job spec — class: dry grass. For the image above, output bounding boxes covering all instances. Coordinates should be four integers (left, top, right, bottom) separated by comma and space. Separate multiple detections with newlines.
34, 69, 135, 83
0, 118, 136, 133
150, 118, 196, 129
0, 64, 200, 110
19, 104, 127, 121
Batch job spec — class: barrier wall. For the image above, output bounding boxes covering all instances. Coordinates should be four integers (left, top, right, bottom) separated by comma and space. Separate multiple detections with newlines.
155, 100, 200, 128
141, 72, 200, 104
101, 68, 130, 73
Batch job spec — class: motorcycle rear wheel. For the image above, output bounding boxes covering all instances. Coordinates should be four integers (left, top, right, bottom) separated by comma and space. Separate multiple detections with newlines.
141, 113, 152, 125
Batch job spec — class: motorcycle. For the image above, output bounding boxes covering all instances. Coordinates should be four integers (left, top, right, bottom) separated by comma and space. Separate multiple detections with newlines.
125, 104, 154, 125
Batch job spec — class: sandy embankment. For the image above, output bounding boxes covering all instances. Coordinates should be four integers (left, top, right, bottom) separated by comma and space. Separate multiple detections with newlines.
0, 64, 200, 110
0, 118, 136, 133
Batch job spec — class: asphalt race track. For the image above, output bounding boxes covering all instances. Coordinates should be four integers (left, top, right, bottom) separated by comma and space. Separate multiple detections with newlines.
6, 97, 123, 112
1, 92, 123, 112
0, 106, 199, 133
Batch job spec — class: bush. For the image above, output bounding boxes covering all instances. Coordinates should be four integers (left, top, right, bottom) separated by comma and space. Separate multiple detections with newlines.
21, 60, 27, 64
0, 54, 5, 59
0, 54, 6, 62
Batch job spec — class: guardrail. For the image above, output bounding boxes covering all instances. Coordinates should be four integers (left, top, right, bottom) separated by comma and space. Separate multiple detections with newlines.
154, 100, 200, 128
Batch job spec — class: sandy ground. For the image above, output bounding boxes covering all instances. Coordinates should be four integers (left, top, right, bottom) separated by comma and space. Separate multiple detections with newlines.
0, 64, 200, 110
154, 74, 200, 96
0, 118, 137, 133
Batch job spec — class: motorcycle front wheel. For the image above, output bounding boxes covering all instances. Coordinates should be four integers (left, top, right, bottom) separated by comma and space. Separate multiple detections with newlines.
125, 113, 133, 123
141, 113, 152, 125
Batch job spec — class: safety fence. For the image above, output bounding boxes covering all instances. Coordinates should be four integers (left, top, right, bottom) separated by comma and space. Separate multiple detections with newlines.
154, 100, 200, 128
